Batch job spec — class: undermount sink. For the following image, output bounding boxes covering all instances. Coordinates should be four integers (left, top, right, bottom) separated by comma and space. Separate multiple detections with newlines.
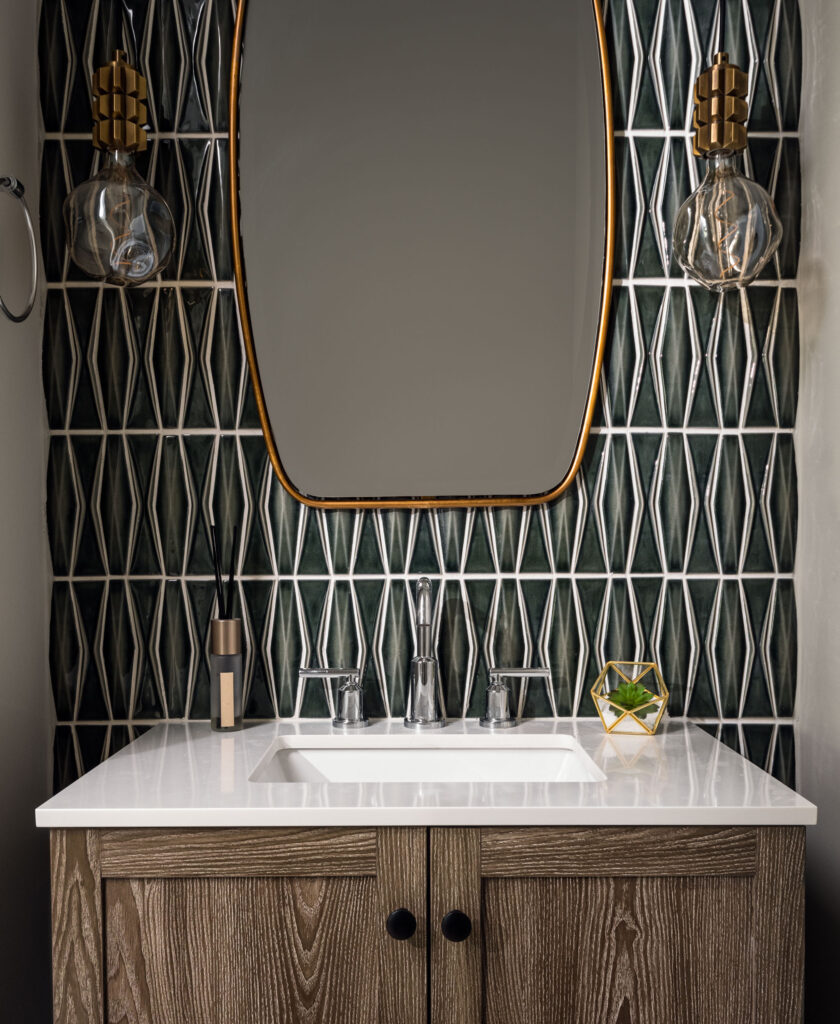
249, 732, 605, 785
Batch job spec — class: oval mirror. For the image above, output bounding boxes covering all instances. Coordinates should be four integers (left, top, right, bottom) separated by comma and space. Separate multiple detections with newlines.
231, 0, 613, 507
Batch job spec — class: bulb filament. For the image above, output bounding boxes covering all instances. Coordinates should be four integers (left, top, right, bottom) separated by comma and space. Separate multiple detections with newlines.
714, 186, 741, 274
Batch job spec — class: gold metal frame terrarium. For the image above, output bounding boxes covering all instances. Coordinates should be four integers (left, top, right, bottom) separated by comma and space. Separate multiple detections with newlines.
591, 662, 669, 736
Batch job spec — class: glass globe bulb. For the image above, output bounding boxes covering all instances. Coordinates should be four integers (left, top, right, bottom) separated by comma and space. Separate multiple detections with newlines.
673, 153, 782, 291
63, 150, 175, 286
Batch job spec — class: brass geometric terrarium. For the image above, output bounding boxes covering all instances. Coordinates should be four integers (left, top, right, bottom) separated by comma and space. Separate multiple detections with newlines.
591, 662, 669, 736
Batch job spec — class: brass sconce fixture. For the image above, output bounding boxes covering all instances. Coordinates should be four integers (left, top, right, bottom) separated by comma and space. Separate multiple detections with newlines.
673, 51, 782, 291
63, 50, 175, 286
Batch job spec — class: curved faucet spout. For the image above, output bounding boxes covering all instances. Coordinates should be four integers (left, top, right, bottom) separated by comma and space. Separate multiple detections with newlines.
404, 577, 445, 729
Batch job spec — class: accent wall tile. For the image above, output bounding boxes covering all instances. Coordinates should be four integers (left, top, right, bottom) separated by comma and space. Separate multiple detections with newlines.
42, 0, 801, 788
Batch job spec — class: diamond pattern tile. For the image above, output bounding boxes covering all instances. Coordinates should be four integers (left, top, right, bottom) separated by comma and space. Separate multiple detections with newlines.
42, 0, 800, 791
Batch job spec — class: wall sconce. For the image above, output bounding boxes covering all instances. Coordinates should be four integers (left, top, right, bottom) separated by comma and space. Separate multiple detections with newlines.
63, 50, 174, 286
673, 52, 782, 291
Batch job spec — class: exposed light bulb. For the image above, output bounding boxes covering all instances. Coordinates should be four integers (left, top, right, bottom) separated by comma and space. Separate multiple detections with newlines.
673, 51, 782, 292
62, 49, 175, 287
673, 152, 782, 291
64, 149, 174, 285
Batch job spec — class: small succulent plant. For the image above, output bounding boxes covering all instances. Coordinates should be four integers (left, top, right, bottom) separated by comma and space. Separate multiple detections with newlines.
607, 680, 656, 718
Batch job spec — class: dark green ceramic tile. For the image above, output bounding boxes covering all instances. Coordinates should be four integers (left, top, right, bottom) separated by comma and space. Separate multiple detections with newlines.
129, 580, 165, 720
352, 579, 387, 718
543, 581, 584, 717
438, 581, 475, 719
632, 0, 667, 129
629, 432, 661, 574
207, 290, 242, 428
180, 139, 214, 280
66, 288, 100, 428
613, 139, 637, 278
771, 724, 795, 787
544, 479, 582, 573
151, 141, 188, 282
434, 510, 471, 574
741, 432, 775, 573
654, 580, 695, 716
50, 584, 82, 720
76, 725, 109, 775
155, 436, 191, 576
687, 287, 721, 427
603, 286, 638, 426
265, 470, 306, 575
145, 0, 185, 133
298, 508, 329, 575
208, 142, 234, 280
43, 292, 75, 429
597, 435, 641, 573
74, 580, 109, 719
47, 438, 80, 576
270, 581, 307, 717
770, 288, 799, 428
40, 142, 66, 282
650, 0, 694, 129
631, 286, 666, 427
409, 512, 439, 575
651, 433, 696, 573
99, 582, 137, 719
39, 0, 67, 132
98, 436, 137, 575
52, 726, 80, 792
157, 580, 195, 718
182, 434, 215, 573
373, 580, 413, 719
520, 509, 550, 573
773, 0, 802, 131
604, 0, 635, 131
182, 288, 215, 427
241, 580, 276, 718
178, 0, 212, 133
775, 139, 801, 280
70, 437, 105, 575
765, 433, 797, 573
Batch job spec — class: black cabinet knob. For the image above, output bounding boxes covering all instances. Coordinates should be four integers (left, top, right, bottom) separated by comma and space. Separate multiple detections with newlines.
441, 909, 472, 942
386, 908, 417, 941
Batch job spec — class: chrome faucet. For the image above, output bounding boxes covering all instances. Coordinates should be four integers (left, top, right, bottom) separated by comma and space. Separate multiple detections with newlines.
404, 577, 445, 729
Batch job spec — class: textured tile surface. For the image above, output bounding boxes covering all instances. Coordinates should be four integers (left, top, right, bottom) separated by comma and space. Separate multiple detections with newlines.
41, 0, 801, 791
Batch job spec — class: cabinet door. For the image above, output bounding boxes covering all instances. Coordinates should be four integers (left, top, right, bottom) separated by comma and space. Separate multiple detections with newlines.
430, 826, 804, 1024
51, 827, 426, 1024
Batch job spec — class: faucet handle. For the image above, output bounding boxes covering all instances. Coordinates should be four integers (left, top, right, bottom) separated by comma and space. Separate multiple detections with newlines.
480, 667, 552, 729
296, 667, 369, 728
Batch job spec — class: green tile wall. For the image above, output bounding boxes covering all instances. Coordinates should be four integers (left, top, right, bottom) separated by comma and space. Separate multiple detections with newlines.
40, 0, 801, 790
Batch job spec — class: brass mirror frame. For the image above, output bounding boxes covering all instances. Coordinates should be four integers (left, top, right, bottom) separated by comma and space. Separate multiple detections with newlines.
229, 0, 615, 509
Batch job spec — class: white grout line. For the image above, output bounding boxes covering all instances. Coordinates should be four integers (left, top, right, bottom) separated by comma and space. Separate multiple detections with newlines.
616, 128, 800, 139
46, 280, 236, 289
48, 426, 793, 437
54, 716, 796, 727
51, 573, 795, 583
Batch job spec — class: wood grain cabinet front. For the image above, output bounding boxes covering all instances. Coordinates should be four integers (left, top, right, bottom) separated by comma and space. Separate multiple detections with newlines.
50, 825, 804, 1024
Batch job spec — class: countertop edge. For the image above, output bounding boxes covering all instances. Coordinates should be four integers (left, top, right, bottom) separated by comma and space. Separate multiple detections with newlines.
36, 808, 818, 829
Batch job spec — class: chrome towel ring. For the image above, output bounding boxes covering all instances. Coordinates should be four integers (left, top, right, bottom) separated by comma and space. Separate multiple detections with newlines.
0, 177, 37, 323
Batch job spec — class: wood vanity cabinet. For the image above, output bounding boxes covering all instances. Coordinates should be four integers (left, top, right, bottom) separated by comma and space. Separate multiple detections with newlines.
51, 824, 804, 1024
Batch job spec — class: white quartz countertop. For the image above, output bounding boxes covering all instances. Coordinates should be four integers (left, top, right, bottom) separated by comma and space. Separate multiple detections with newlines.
35, 719, 816, 828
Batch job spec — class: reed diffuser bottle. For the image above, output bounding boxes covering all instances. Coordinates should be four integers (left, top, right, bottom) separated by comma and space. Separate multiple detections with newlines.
210, 617, 243, 731
209, 522, 243, 731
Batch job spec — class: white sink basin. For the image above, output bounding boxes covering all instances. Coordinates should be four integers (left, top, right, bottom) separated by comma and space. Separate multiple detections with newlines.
249, 733, 605, 784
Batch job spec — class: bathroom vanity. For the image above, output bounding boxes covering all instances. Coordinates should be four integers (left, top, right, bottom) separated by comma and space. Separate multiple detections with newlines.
39, 721, 815, 1024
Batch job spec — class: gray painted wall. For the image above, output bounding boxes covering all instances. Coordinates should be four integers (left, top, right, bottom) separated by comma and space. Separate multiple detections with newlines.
798, 0, 840, 1018
0, 0, 50, 1018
